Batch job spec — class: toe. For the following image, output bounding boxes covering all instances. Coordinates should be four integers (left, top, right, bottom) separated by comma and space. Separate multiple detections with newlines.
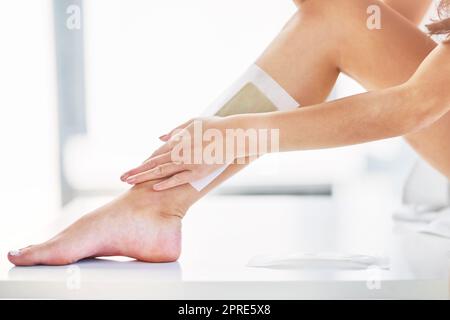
7, 241, 77, 266
8, 245, 41, 266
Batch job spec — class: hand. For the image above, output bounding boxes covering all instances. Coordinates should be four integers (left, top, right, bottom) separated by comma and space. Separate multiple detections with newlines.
120, 117, 238, 191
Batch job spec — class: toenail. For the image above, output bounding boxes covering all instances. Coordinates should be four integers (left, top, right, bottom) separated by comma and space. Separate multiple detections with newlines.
9, 250, 21, 256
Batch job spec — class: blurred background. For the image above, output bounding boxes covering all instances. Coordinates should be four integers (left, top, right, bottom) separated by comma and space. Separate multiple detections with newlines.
0, 0, 440, 240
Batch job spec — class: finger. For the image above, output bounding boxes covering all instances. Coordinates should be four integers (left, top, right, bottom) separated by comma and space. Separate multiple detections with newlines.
159, 119, 194, 142
121, 152, 172, 181
126, 162, 186, 184
143, 141, 174, 163
146, 119, 195, 162
147, 151, 173, 167
153, 171, 193, 191
159, 134, 170, 142
144, 126, 188, 163
121, 161, 157, 181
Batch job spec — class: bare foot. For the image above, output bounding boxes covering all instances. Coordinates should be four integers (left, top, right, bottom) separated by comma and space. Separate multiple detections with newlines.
7, 181, 193, 266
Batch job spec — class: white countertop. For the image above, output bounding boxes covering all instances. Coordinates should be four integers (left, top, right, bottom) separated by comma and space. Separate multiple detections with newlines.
1, 178, 449, 299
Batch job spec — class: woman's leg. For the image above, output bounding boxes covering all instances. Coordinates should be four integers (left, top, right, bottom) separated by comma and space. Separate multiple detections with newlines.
8, 0, 447, 265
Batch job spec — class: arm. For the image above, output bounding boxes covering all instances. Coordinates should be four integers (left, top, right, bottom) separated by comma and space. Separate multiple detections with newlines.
383, 0, 433, 25
235, 44, 450, 152
122, 45, 450, 190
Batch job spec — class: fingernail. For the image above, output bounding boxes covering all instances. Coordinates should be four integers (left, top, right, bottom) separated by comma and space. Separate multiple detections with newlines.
159, 134, 169, 141
9, 250, 21, 256
153, 184, 163, 190
126, 177, 136, 184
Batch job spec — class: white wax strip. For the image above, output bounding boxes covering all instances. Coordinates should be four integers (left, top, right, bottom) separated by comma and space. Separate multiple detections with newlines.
190, 64, 300, 191
247, 252, 390, 270
190, 165, 227, 191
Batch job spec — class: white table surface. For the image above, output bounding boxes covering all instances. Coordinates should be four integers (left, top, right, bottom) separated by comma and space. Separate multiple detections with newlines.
1, 178, 449, 299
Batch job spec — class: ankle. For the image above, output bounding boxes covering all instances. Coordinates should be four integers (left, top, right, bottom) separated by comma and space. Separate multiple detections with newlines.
128, 180, 199, 219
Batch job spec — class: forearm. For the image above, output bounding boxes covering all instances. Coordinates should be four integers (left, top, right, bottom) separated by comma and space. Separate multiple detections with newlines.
230, 82, 446, 154
383, 0, 432, 25
280, 85, 426, 150
233, 85, 415, 152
